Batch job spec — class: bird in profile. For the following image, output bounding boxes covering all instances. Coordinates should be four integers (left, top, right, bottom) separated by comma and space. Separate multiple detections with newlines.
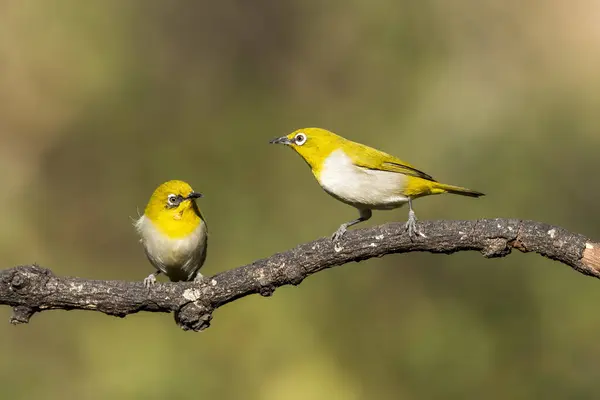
270, 127, 484, 241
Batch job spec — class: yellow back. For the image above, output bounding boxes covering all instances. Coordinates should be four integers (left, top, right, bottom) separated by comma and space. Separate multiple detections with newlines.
144, 180, 204, 238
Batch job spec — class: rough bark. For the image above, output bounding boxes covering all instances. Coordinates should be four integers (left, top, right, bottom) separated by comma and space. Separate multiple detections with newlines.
1, 219, 598, 331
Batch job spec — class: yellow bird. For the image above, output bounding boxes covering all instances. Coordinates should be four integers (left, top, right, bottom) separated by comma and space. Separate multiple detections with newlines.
270, 128, 484, 241
134, 180, 208, 287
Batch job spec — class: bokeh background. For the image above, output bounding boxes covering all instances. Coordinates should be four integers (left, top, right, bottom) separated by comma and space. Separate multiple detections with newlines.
2, 1, 600, 399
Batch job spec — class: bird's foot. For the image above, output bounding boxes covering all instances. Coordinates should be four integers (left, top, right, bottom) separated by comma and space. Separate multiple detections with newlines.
404, 210, 427, 240
143, 273, 157, 288
331, 224, 348, 242
193, 272, 206, 283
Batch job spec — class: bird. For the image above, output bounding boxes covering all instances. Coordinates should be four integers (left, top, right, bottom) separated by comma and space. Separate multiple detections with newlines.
269, 127, 484, 241
134, 180, 208, 287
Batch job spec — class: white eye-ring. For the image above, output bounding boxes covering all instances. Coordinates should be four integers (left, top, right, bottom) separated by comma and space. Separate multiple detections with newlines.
167, 194, 179, 206
294, 133, 307, 146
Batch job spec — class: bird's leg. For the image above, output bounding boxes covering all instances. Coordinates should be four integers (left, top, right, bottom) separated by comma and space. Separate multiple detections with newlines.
404, 198, 427, 239
332, 209, 372, 242
143, 270, 161, 288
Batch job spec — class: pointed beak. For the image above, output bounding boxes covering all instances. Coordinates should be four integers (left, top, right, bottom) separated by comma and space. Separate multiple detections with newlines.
186, 192, 203, 200
269, 136, 292, 145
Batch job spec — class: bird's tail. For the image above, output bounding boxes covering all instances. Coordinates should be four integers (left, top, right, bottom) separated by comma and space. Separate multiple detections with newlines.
432, 182, 485, 198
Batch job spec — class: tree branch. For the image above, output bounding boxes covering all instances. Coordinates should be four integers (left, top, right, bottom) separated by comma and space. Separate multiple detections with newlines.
1, 219, 599, 331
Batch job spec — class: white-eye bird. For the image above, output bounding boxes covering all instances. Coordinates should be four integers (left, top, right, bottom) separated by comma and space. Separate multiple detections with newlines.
135, 180, 208, 287
270, 127, 484, 241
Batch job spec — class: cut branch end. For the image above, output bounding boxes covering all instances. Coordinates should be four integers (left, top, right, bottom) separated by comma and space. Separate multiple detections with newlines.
582, 242, 600, 272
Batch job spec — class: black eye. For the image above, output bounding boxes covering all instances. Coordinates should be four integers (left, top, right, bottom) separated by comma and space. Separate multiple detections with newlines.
295, 133, 307, 145
167, 194, 180, 206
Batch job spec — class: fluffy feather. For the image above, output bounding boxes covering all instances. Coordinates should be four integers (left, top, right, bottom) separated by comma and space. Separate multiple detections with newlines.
318, 149, 410, 209
135, 215, 207, 281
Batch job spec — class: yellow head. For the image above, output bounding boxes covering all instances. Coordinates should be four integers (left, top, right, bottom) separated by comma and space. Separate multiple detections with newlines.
143, 180, 204, 239
269, 128, 345, 170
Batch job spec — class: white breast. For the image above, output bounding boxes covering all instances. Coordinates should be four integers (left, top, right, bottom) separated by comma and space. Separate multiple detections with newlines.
135, 215, 207, 281
317, 149, 409, 210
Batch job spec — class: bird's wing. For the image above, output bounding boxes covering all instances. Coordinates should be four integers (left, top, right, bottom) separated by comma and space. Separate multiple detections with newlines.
347, 142, 436, 181
182, 231, 208, 281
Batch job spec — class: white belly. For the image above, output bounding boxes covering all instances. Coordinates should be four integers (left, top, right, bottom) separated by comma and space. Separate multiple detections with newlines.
317, 149, 409, 210
135, 216, 207, 281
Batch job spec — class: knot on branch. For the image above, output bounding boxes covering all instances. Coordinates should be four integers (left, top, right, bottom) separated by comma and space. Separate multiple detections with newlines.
3, 265, 53, 294
10, 306, 35, 325
1, 265, 55, 325
481, 238, 512, 258
174, 302, 213, 331
259, 285, 276, 297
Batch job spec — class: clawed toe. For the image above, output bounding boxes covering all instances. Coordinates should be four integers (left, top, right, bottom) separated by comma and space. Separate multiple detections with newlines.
404, 212, 427, 240
143, 274, 157, 288
331, 226, 347, 242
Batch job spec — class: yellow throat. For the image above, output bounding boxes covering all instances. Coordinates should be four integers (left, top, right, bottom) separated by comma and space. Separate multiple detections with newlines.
143, 180, 204, 239
271, 128, 343, 176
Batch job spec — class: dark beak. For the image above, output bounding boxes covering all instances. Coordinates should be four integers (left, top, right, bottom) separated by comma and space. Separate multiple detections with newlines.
269, 136, 292, 145
186, 192, 203, 200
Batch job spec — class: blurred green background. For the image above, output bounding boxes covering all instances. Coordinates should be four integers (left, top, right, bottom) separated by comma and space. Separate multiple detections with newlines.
2, 1, 600, 399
